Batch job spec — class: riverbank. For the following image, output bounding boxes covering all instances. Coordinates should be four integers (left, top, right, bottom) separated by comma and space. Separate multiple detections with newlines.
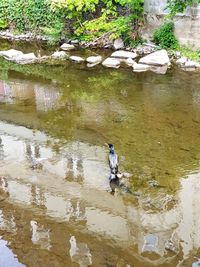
0, 31, 200, 76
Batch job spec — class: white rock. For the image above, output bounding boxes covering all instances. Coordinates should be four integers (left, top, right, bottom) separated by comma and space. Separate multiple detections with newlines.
111, 50, 137, 59
102, 58, 120, 68
87, 62, 100, 67
195, 62, 200, 68
51, 51, 67, 59
86, 55, 102, 64
14, 53, 37, 64
113, 38, 124, 50
139, 49, 170, 66
126, 58, 135, 66
176, 57, 187, 65
60, 43, 75, 51
69, 56, 84, 63
133, 62, 150, 72
185, 60, 197, 68
149, 65, 168, 74
0, 49, 23, 59
175, 51, 181, 58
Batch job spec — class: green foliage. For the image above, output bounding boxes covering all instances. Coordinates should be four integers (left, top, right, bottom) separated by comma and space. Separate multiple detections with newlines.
153, 22, 178, 49
0, 19, 8, 30
0, 0, 64, 38
0, 0, 144, 44
178, 46, 200, 61
51, 0, 144, 43
167, 0, 200, 17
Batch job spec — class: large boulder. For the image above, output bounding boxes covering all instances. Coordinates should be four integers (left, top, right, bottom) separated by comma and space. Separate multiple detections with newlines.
139, 49, 170, 66
102, 58, 120, 68
113, 38, 124, 50
60, 43, 75, 51
111, 50, 137, 59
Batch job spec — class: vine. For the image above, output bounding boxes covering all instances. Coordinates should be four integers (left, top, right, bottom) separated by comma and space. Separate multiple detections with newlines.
167, 0, 200, 17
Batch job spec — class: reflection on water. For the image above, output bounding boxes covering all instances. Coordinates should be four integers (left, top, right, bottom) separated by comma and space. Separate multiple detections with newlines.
0, 55, 200, 266
0, 79, 60, 111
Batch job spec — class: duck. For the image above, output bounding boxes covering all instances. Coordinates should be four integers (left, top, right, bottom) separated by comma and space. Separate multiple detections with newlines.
107, 144, 119, 180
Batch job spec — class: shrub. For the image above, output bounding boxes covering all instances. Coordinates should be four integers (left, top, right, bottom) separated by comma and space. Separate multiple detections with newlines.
153, 22, 178, 49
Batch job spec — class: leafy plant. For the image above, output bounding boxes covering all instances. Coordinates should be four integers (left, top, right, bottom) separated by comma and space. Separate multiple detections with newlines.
153, 22, 178, 49
0, 19, 8, 30
167, 0, 200, 17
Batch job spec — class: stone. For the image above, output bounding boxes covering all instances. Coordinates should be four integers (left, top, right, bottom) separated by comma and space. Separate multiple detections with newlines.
86, 55, 102, 64
149, 65, 168, 74
51, 51, 67, 59
14, 53, 37, 64
139, 49, 170, 66
133, 62, 150, 72
111, 50, 137, 59
70, 40, 79, 45
60, 43, 75, 51
176, 57, 187, 65
195, 62, 200, 68
69, 56, 84, 63
185, 60, 197, 68
87, 62, 101, 67
0, 49, 23, 59
126, 58, 135, 66
113, 38, 124, 50
175, 51, 181, 58
102, 58, 120, 68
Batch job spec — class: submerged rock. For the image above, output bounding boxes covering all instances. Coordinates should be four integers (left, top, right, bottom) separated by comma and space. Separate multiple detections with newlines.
60, 43, 75, 51
111, 50, 137, 59
139, 49, 170, 66
102, 57, 120, 68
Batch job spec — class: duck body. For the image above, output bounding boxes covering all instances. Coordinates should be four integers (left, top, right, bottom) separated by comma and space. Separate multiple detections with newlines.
108, 144, 119, 180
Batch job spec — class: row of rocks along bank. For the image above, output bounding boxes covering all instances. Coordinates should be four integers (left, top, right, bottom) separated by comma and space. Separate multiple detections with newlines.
0, 31, 200, 74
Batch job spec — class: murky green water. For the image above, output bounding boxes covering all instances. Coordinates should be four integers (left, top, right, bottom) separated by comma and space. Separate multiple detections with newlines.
0, 40, 200, 266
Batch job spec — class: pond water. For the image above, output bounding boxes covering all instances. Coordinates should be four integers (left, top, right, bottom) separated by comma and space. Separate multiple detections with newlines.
0, 40, 200, 266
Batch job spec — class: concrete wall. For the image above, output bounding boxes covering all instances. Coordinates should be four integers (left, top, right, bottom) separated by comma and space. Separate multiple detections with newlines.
143, 0, 200, 49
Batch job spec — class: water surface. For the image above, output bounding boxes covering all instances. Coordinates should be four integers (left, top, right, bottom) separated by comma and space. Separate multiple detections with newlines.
0, 41, 200, 266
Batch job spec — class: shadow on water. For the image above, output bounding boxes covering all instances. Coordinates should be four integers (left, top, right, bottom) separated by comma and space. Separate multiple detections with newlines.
0, 41, 200, 266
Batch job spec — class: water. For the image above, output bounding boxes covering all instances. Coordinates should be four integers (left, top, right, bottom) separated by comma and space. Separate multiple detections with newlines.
0, 40, 200, 266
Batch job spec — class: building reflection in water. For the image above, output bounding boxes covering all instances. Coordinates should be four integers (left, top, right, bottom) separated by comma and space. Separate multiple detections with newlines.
0, 79, 60, 112
1, 121, 200, 265
69, 235, 92, 267
30, 220, 51, 250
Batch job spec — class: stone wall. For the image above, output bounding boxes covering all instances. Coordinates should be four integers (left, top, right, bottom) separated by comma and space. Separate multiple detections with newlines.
143, 0, 200, 49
